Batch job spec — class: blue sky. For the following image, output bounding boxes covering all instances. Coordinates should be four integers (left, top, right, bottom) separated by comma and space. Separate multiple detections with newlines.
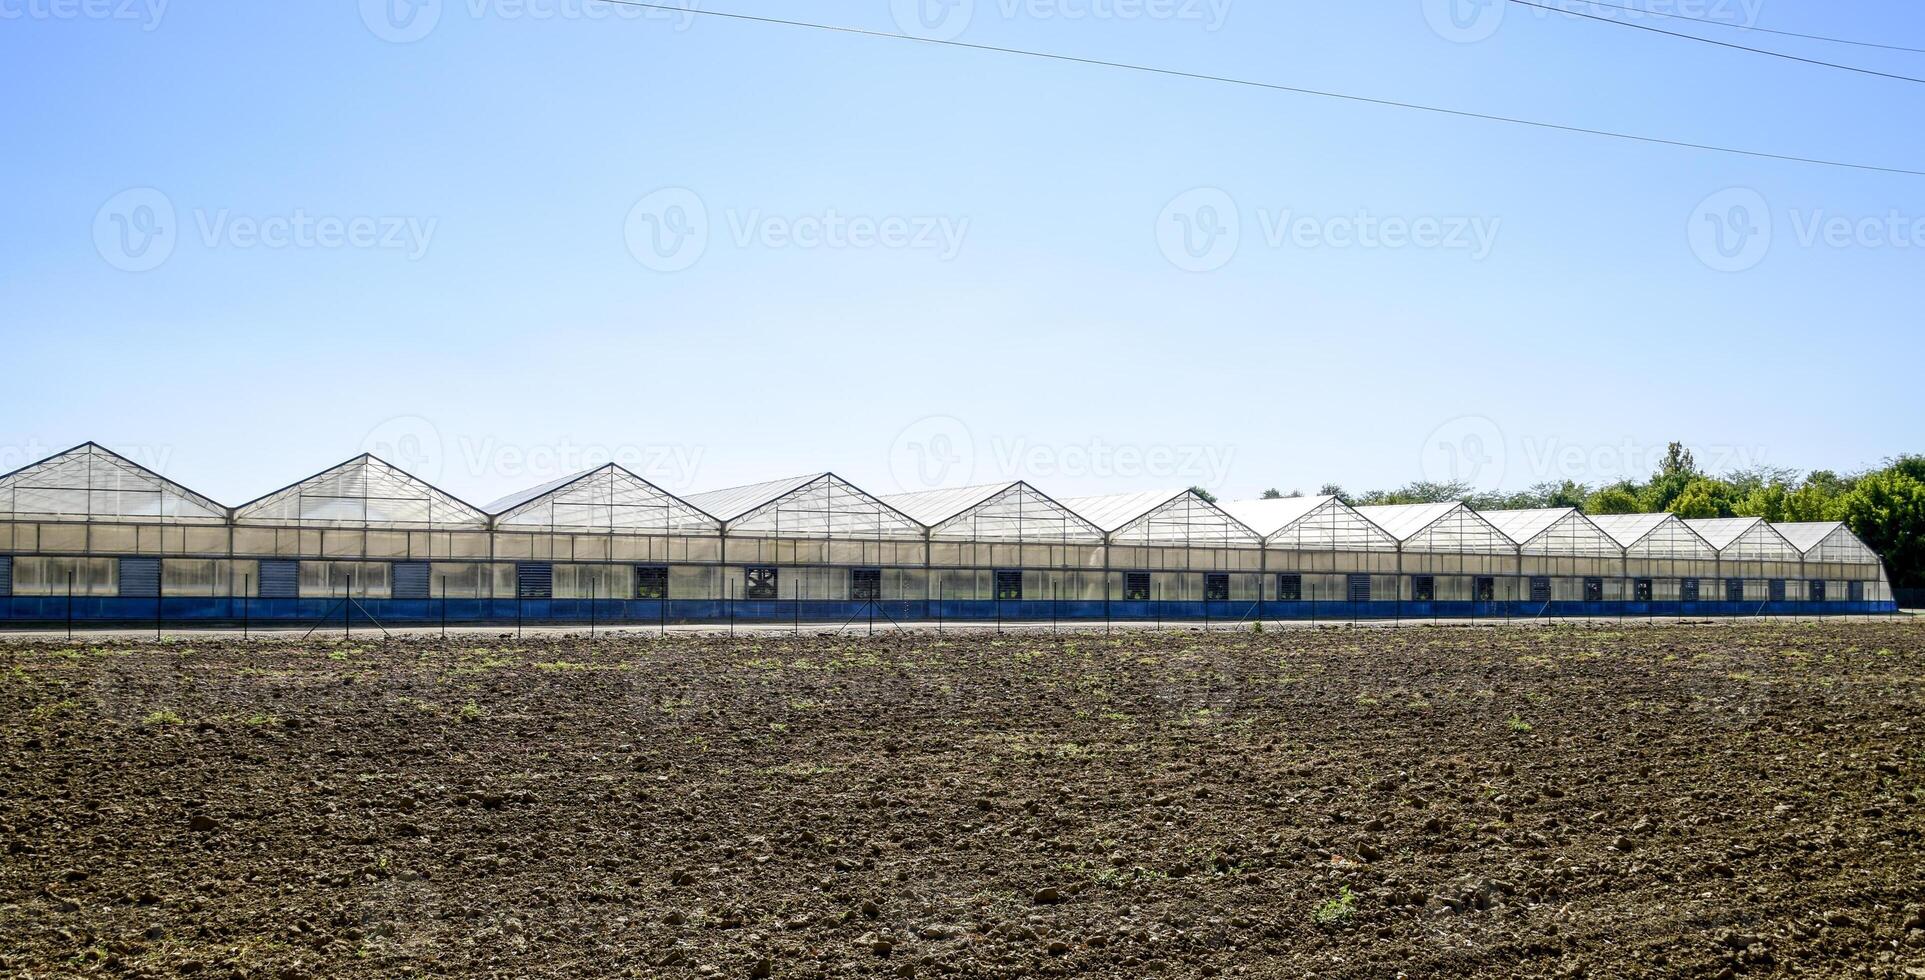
2, 0, 1920, 509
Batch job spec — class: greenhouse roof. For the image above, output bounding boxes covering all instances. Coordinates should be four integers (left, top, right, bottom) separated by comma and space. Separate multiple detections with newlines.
233, 455, 488, 529
0, 442, 228, 524
883, 482, 1104, 541
686, 473, 923, 538
1683, 517, 1770, 551
488, 464, 718, 534
1772, 521, 1844, 553
880, 482, 1021, 528
1353, 502, 1461, 540
1588, 512, 1675, 548
1480, 507, 1580, 547
1061, 489, 1260, 546
1221, 496, 1332, 539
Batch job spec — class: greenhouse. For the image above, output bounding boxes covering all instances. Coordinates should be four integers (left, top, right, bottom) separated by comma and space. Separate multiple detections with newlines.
0, 442, 1898, 627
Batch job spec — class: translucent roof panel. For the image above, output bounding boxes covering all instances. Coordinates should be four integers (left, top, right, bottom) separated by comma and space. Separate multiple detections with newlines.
1222, 496, 1329, 538
0, 443, 227, 524
688, 473, 924, 539
887, 482, 1103, 543
234, 455, 487, 530
1685, 518, 1800, 561
1774, 522, 1882, 564
1483, 508, 1620, 557
1359, 502, 1515, 554
490, 464, 719, 535
1062, 490, 1260, 547
1593, 513, 1717, 560
1229, 496, 1399, 552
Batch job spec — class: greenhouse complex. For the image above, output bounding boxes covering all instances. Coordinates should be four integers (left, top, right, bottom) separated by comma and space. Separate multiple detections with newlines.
0, 443, 1897, 627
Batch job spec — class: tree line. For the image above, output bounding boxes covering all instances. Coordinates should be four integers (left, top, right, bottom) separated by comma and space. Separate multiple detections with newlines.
1220, 443, 1924, 589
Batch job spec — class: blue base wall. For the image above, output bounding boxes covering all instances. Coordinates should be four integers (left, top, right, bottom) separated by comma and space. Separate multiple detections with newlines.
0, 596, 1900, 628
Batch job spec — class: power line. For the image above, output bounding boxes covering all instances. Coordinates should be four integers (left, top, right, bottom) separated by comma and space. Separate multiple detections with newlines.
1507, 0, 1925, 84
585, 0, 1923, 177
1557, 0, 1925, 55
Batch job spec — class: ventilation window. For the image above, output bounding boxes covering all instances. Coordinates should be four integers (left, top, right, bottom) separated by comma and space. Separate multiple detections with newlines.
1529, 577, 1551, 602
994, 570, 1023, 601
635, 565, 668, 600
1767, 579, 1785, 602
1849, 581, 1864, 602
1807, 579, 1825, 602
1346, 574, 1371, 602
851, 568, 882, 601
1583, 577, 1604, 602
1410, 576, 1435, 602
1726, 578, 1745, 603
1276, 574, 1301, 601
1633, 578, 1653, 601
1680, 578, 1700, 602
1204, 574, 1230, 601
1471, 576, 1494, 601
744, 566, 778, 600
516, 562, 553, 599
1124, 572, 1151, 601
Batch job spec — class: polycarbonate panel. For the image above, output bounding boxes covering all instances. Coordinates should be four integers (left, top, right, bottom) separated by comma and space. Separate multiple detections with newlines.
1366, 503, 1515, 555
1775, 523, 1882, 564
0, 444, 226, 524
1257, 498, 1399, 552
236, 456, 487, 530
691, 474, 923, 539
1687, 518, 1801, 562
1062, 490, 1261, 548
1354, 502, 1460, 541
898, 482, 1104, 544
490, 464, 719, 535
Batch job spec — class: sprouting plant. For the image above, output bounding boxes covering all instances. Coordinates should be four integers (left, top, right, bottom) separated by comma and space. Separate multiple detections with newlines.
1506, 714, 1533, 733
142, 709, 185, 726
1314, 886, 1357, 926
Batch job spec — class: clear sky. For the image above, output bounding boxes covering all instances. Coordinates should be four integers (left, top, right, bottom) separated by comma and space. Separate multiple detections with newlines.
2, 0, 1920, 510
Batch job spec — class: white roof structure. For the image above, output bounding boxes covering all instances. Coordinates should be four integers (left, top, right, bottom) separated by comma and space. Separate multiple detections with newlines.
1684, 517, 1801, 561
0, 442, 227, 524
1224, 496, 1399, 551
234, 455, 488, 530
1592, 513, 1718, 560
488, 464, 718, 535
1060, 490, 1260, 547
1357, 502, 1515, 553
1482, 507, 1620, 557
1773, 522, 1882, 564
685, 473, 923, 538
882, 482, 1103, 542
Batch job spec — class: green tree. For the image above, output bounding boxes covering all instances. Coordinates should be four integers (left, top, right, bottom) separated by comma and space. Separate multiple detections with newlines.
1189, 486, 1219, 505
1260, 488, 1284, 499
1733, 482, 1790, 522
1840, 469, 1925, 588
1585, 483, 1642, 515
1667, 477, 1738, 519
1640, 441, 1702, 512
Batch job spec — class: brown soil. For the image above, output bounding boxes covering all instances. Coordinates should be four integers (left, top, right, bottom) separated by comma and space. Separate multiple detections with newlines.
3, 621, 1924, 978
